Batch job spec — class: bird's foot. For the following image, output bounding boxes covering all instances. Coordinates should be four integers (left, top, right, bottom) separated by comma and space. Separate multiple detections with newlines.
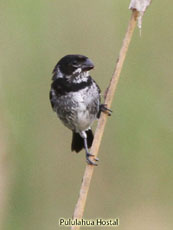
86, 152, 99, 166
100, 104, 112, 116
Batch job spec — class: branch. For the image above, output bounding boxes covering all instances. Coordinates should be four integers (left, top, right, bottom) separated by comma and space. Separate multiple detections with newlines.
71, 1, 151, 227
71, 10, 138, 230
129, 0, 152, 31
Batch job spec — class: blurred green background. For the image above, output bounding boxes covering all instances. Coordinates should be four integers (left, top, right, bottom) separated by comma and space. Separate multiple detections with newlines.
0, 0, 172, 229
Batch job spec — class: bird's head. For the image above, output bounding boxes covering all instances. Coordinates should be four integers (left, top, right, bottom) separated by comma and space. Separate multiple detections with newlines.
52, 55, 94, 81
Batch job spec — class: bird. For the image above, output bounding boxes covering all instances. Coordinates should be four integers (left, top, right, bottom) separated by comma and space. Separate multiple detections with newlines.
49, 54, 111, 165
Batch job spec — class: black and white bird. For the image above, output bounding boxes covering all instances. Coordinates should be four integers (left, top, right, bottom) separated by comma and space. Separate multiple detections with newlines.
49, 54, 111, 165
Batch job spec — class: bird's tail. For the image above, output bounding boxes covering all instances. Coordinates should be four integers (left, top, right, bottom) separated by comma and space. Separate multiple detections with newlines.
71, 129, 94, 153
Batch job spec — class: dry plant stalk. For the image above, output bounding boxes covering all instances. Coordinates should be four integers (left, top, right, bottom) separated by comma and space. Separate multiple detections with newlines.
71, 9, 139, 230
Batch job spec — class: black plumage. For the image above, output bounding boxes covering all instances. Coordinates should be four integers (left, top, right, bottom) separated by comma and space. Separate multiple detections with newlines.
49, 54, 110, 165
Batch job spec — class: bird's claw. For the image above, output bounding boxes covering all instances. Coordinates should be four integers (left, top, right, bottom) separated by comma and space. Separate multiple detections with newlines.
86, 152, 99, 166
100, 104, 112, 116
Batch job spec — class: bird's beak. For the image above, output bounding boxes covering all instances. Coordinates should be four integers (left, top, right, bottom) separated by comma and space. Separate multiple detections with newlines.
82, 58, 94, 71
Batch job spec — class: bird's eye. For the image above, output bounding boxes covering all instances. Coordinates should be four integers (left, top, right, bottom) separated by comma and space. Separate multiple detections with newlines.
72, 60, 78, 67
